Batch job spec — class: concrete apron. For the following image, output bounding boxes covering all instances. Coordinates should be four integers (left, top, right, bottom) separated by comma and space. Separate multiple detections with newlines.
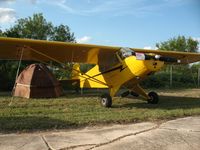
0, 116, 200, 150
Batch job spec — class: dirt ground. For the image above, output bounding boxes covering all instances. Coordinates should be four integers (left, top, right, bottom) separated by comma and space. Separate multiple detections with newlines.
157, 88, 200, 98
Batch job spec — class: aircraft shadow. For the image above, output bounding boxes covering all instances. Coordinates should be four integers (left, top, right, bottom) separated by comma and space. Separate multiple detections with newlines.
114, 95, 200, 110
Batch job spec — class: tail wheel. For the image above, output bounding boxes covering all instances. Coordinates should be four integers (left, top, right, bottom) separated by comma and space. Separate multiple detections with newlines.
147, 91, 159, 104
101, 93, 112, 108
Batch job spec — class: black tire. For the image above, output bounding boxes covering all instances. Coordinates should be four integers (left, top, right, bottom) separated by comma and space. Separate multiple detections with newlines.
101, 93, 112, 108
147, 91, 159, 104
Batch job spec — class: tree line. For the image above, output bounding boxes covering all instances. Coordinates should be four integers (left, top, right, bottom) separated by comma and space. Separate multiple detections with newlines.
0, 13, 199, 91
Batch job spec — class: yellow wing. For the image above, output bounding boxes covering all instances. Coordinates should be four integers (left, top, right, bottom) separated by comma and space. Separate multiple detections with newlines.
132, 48, 200, 64
0, 37, 119, 66
0, 37, 200, 65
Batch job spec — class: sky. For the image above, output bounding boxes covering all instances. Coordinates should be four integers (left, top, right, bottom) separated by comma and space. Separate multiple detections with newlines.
0, 0, 200, 49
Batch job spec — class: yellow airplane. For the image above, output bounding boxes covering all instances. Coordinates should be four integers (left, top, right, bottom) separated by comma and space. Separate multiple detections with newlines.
0, 37, 200, 107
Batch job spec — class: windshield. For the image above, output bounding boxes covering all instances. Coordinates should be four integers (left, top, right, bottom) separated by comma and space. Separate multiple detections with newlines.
118, 47, 135, 59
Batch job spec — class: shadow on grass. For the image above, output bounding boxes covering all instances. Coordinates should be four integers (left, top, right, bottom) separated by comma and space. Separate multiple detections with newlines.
0, 116, 79, 133
114, 96, 200, 110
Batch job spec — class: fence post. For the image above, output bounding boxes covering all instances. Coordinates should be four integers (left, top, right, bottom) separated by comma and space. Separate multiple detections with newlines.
170, 65, 173, 87
198, 68, 200, 87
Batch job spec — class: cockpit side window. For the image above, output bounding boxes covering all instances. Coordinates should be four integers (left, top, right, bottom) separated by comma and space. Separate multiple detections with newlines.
117, 47, 135, 60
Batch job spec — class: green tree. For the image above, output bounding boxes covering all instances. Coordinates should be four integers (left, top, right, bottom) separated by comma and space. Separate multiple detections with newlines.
156, 36, 199, 53
4, 13, 53, 40
0, 29, 4, 36
50, 24, 75, 42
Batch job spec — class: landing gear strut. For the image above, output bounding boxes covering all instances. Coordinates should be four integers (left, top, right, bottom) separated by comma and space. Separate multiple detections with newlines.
147, 91, 159, 104
101, 93, 112, 108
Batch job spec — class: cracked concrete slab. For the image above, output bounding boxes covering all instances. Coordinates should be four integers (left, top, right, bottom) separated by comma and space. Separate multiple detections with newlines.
0, 134, 48, 150
160, 117, 200, 132
94, 117, 200, 150
0, 117, 200, 150
95, 129, 200, 150
43, 122, 156, 150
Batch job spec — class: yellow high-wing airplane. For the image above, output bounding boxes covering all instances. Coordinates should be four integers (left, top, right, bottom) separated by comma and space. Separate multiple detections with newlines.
0, 37, 200, 107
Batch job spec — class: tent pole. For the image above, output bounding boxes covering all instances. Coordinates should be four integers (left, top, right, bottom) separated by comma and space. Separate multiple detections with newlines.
10, 48, 24, 106
12, 48, 24, 95
15, 48, 24, 82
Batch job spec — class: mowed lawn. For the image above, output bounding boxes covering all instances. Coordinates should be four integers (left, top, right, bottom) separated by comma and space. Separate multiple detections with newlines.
0, 89, 200, 132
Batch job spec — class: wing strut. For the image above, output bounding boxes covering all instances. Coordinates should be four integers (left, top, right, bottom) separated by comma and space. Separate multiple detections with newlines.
131, 84, 150, 99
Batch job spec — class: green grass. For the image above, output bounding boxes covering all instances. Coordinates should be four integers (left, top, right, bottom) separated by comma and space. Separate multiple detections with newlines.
0, 90, 200, 132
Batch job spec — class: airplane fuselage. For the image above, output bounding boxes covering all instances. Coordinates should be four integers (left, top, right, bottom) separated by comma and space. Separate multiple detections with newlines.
78, 55, 164, 97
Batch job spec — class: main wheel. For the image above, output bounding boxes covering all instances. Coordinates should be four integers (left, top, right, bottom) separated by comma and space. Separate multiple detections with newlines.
147, 91, 159, 104
101, 93, 112, 108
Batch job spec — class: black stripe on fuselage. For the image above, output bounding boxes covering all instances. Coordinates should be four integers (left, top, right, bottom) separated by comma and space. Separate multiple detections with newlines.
86, 65, 127, 80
